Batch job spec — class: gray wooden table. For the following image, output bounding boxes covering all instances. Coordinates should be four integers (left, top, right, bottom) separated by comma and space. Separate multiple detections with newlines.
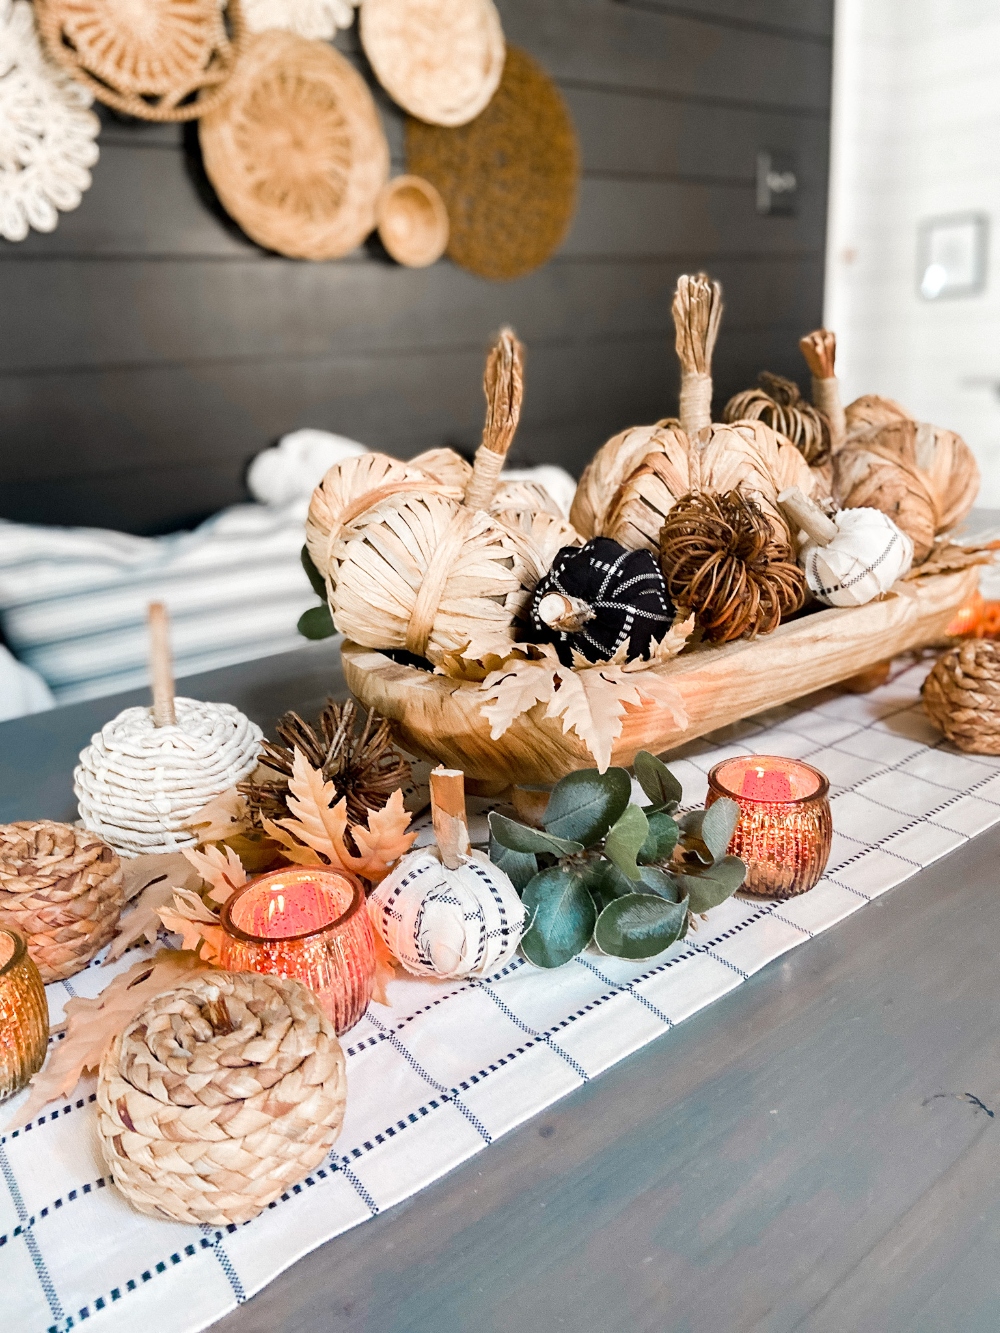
4, 642, 999, 1332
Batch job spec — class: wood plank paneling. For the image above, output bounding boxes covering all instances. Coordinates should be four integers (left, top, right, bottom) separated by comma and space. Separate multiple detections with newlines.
0, 0, 832, 534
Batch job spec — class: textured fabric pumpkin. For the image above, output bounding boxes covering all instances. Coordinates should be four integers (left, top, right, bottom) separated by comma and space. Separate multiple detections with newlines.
368, 847, 525, 978
528, 537, 675, 665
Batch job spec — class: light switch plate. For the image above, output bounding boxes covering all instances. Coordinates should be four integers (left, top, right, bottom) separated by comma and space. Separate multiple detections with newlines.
918, 213, 988, 299
756, 150, 797, 216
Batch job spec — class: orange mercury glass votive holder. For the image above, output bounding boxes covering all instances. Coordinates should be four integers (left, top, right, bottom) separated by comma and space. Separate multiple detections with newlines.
219, 868, 376, 1035
0, 925, 49, 1101
706, 755, 832, 899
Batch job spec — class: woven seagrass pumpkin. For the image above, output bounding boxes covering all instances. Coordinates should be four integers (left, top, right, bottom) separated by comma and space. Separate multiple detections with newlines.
368, 769, 525, 978
570, 274, 818, 553
922, 640, 1000, 754
0, 820, 123, 981
97, 971, 346, 1225
528, 538, 674, 665
723, 372, 831, 466
35, 0, 244, 121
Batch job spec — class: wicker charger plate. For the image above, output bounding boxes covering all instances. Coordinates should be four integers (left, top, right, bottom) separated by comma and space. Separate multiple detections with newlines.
34, 0, 244, 122
406, 46, 579, 281
359, 0, 503, 127
376, 174, 449, 267
199, 31, 389, 260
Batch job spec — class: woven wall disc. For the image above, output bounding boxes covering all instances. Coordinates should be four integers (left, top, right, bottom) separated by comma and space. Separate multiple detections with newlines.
406, 46, 580, 281
359, 0, 503, 127
199, 31, 389, 261
34, 0, 244, 122
376, 173, 448, 267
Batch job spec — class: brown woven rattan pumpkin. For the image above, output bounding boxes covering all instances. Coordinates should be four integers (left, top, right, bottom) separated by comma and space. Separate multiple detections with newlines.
199, 31, 389, 260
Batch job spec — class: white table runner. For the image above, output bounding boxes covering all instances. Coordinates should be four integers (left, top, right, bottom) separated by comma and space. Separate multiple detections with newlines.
6, 655, 1000, 1333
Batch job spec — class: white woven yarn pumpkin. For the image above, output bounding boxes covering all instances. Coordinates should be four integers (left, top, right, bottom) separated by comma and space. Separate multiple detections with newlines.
368, 847, 525, 979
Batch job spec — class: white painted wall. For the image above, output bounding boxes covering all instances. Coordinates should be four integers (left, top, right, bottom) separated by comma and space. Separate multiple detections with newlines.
825, 0, 1000, 504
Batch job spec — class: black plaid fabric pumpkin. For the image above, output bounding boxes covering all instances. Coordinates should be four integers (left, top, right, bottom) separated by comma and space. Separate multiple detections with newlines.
528, 537, 675, 665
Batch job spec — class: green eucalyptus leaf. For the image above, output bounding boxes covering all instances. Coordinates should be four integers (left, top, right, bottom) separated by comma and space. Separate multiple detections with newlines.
676, 810, 714, 865
520, 867, 597, 968
634, 865, 684, 901
637, 811, 679, 866
700, 797, 740, 863
678, 855, 747, 913
300, 545, 327, 598
603, 803, 649, 882
488, 812, 583, 857
488, 836, 538, 893
594, 892, 690, 960
633, 750, 683, 811
297, 604, 336, 640
543, 768, 632, 846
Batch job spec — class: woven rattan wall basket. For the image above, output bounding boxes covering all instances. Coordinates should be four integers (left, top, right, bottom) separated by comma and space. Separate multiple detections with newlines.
34, 0, 245, 121
359, 0, 504, 127
376, 174, 449, 267
199, 31, 389, 260
406, 45, 580, 281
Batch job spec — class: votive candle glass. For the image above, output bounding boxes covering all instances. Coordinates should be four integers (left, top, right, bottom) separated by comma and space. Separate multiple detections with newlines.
706, 755, 832, 899
219, 868, 376, 1035
0, 926, 49, 1101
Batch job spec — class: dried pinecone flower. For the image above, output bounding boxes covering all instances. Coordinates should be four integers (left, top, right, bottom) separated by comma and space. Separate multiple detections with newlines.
659, 490, 806, 644
239, 699, 410, 828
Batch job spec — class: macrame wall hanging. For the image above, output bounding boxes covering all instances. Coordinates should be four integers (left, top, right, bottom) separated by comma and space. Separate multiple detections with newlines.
0, 0, 99, 242
198, 31, 389, 260
406, 45, 580, 281
360, 0, 504, 127
34, 0, 245, 121
243, 0, 357, 39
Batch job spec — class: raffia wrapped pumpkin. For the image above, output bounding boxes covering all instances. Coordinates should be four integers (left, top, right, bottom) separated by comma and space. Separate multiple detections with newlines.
569, 274, 819, 554
833, 416, 980, 563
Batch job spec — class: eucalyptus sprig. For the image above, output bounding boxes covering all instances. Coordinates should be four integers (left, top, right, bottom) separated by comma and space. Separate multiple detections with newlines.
488, 752, 746, 968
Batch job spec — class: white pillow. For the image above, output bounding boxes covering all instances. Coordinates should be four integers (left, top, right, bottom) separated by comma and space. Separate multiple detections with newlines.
247, 428, 369, 506
0, 644, 54, 721
0, 502, 316, 704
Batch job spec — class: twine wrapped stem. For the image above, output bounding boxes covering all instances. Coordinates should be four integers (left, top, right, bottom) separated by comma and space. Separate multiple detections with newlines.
799, 328, 846, 453
463, 328, 525, 511
672, 273, 722, 437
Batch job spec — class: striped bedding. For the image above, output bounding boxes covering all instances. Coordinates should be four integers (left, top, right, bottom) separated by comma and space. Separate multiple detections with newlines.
0, 501, 316, 704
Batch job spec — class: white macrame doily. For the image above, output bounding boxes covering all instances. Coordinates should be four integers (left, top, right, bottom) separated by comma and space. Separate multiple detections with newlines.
0, 0, 99, 242
369, 847, 525, 979
74, 697, 263, 857
242, 0, 357, 39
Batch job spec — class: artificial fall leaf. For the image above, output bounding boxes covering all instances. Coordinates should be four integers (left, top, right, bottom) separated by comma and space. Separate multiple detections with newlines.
479, 642, 689, 773
107, 852, 202, 962
435, 644, 538, 683
182, 843, 248, 905
186, 786, 252, 843
264, 749, 416, 884
7, 951, 214, 1129
158, 886, 226, 963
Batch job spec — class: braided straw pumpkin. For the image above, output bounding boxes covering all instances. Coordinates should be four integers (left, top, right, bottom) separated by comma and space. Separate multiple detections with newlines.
570, 274, 818, 553
0, 821, 123, 981
315, 330, 557, 662
97, 970, 347, 1226
833, 417, 980, 564
723, 371, 831, 466
34, 0, 244, 121
659, 491, 806, 644
922, 641, 1000, 754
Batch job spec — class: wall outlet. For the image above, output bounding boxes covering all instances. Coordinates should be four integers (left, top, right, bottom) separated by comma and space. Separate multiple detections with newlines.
756, 151, 798, 216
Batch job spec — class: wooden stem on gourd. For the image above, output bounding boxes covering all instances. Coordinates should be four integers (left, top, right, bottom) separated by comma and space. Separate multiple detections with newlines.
672, 272, 723, 438
777, 486, 838, 547
799, 328, 847, 453
430, 766, 470, 870
148, 601, 176, 727
462, 328, 525, 511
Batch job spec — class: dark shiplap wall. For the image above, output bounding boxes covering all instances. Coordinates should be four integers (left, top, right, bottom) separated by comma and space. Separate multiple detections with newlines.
0, 0, 832, 534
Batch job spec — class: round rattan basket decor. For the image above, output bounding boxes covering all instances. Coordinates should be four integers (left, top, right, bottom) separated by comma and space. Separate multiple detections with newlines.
359, 0, 503, 127
199, 31, 389, 260
376, 173, 448, 267
406, 45, 579, 281
34, 0, 244, 122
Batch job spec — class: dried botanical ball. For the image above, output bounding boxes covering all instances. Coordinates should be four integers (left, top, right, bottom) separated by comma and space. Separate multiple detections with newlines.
659, 491, 806, 644
528, 537, 675, 665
